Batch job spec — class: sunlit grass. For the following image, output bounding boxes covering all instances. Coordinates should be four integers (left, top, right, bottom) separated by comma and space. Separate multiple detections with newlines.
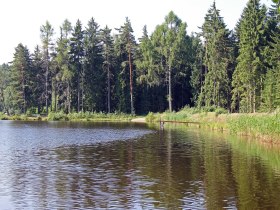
144, 106, 280, 142
228, 114, 280, 142
48, 111, 134, 122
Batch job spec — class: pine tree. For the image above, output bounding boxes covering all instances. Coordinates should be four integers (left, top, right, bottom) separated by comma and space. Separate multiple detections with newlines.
115, 17, 136, 114
231, 0, 266, 113
40, 21, 54, 114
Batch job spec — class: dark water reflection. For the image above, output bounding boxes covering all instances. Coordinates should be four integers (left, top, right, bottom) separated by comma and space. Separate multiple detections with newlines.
0, 121, 280, 209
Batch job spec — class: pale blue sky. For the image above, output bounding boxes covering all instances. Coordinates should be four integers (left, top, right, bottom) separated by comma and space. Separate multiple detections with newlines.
0, 0, 271, 64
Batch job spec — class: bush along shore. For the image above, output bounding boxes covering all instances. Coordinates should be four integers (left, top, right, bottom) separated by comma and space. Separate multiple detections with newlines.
145, 107, 280, 143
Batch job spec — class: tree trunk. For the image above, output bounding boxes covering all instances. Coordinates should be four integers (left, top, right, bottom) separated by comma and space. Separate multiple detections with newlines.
77, 66, 80, 113
107, 65, 111, 113
81, 65, 84, 112
45, 54, 49, 115
67, 81, 71, 113
168, 64, 172, 112
128, 44, 134, 115
21, 65, 26, 114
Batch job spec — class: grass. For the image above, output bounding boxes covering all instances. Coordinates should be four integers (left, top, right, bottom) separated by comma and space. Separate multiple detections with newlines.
145, 106, 280, 143
228, 114, 280, 142
0, 111, 134, 122
48, 111, 134, 122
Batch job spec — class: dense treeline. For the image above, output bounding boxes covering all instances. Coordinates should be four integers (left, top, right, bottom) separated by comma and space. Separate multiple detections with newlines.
0, 0, 279, 115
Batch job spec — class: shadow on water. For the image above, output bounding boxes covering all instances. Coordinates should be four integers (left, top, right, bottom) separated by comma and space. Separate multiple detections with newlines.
0, 121, 280, 209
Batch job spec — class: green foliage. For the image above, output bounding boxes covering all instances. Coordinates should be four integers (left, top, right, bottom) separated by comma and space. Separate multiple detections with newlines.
115, 17, 137, 114
40, 21, 54, 115
0, 112, 9, 120
9, 43, 32, 114
231, 0, 266, 113
1, 6, 279, 118
46, 111, 133, 121
84, 18, 105, 112
48, 112, 69, 121
70, 19, 85, 112
215, 107, 228, 116
164, 111, 191, 122
228, 114, 280, 140
145, 112, 161, 122
198, 2, 234, 109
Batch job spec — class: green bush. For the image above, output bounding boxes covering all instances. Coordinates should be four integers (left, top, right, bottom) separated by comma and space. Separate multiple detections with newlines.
215, 107, 228, 116
48, 112, 69, 121
146, 112, 160, 122
0, 112, 10, 120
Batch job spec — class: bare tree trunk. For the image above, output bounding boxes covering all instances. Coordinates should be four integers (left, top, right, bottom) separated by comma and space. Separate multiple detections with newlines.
77, 66, 80, 113
168, 64, 172, 112
107, 65, 111, 113
67, 81, 71, 113
81, 66, 84, 112
128, 44, 134, 115
45, 54, 49, 115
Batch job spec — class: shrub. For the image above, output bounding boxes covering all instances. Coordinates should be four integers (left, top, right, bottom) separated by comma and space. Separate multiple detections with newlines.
48, 112, 69, 121
146, 112, 160, 122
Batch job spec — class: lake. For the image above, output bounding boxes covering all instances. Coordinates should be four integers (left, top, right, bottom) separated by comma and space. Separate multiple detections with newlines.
0, 120, 280, 209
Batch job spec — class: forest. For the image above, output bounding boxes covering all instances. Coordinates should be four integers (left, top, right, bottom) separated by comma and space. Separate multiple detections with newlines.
0, 0, 279, 116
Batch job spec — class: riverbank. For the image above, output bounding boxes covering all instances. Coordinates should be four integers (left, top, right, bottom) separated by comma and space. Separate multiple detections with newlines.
1, 109, 279, 143
0, 112, 134, 122
145, 107, 280, 143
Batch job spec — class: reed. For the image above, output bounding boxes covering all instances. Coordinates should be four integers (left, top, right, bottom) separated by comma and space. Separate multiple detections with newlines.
228, 114, 280, 142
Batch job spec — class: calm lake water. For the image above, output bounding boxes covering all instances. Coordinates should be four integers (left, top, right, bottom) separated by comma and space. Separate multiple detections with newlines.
0, 120, 280, 209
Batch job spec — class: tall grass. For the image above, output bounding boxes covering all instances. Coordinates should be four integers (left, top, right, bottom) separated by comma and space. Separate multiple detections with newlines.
48, 111, 133, 122
228, 114, 280, 141
146, 106, 228, 123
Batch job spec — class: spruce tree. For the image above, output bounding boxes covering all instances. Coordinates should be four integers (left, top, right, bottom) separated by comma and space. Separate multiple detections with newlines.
190, 34, 204, 105
101, 25, 115, 113
231, 0, 266, 113
198, 2, 233, 110
70, 19, 84, 112
0, 64, 10, 113
10, 44, 32, 113
261, 3, 280, 111
31, 45, 44, 113
84, 18, 104, 112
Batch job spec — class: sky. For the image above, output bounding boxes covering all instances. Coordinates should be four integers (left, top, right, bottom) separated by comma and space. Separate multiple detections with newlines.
0, 0, 272, 64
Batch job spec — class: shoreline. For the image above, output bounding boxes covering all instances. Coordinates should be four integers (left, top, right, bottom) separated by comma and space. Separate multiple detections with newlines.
1, 111, 279, 144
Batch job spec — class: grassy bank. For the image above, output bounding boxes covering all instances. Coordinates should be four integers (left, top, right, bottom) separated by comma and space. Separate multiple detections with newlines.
48, 111, 134, 122
145, 107, 280, 143
0, 111, 134, 122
